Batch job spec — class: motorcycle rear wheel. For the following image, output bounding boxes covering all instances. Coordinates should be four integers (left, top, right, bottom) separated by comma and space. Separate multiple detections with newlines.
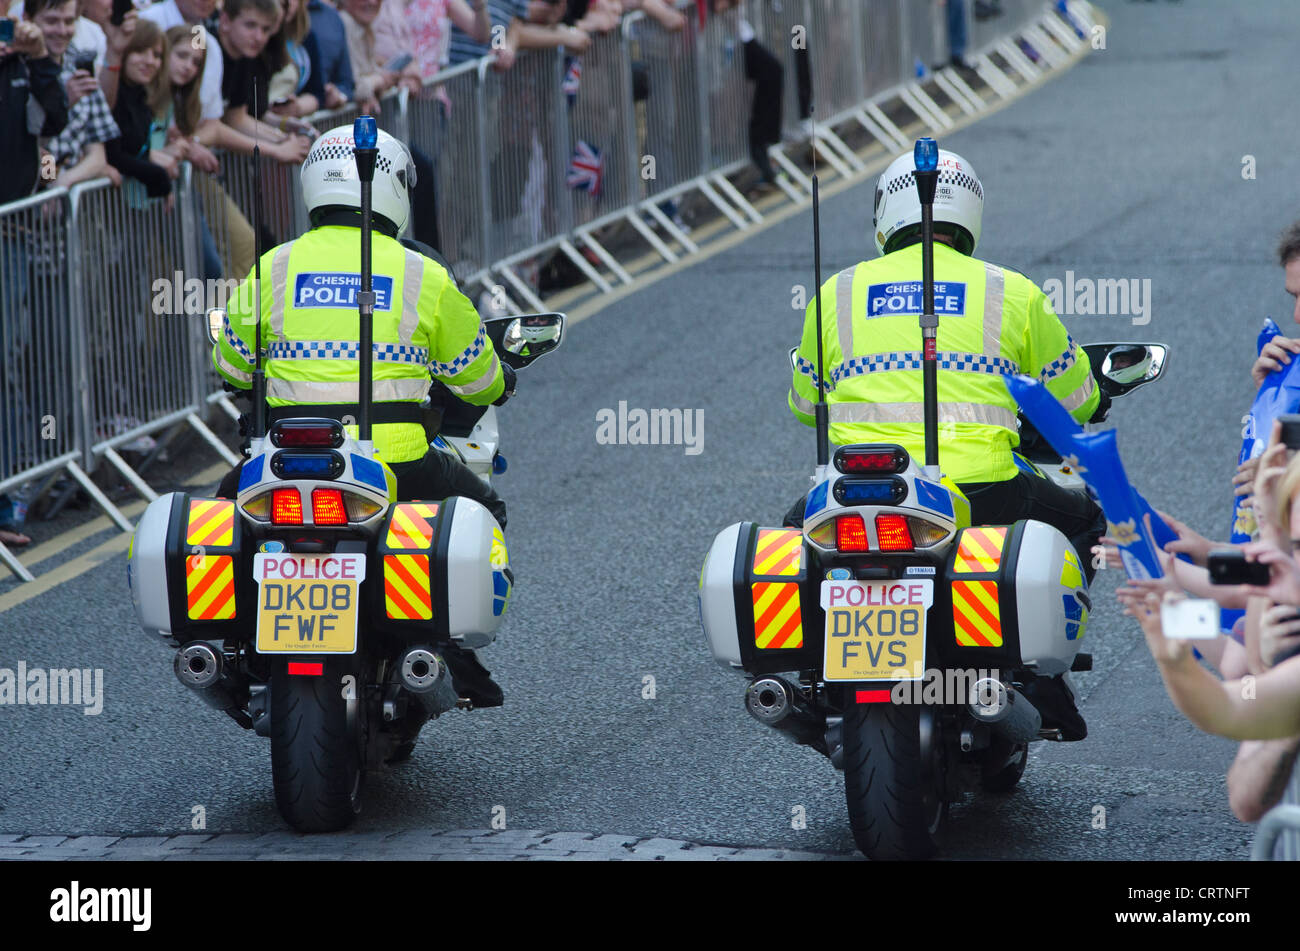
270, 657, 365, 832
843, 702, 946, 860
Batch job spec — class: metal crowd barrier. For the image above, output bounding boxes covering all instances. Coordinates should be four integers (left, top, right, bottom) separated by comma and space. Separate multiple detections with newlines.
0, 0, 1095, 580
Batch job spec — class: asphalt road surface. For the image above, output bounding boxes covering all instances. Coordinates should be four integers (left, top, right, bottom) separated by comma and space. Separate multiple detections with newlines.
0, 0, 1292, 859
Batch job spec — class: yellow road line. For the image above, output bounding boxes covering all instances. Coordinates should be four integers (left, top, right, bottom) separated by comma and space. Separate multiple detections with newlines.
0, 532, 131, 615
0, 462, 229, 601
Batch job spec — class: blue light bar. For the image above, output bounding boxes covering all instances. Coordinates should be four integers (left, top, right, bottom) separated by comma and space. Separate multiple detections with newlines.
353, 116, 378, 150
271, 450, 344, 480
834, 478, 908, 506
914, 137, 938, 173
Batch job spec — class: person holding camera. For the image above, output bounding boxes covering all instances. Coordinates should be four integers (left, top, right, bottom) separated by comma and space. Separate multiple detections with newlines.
24, 0, 121, 190
1121, 423, 1300, 740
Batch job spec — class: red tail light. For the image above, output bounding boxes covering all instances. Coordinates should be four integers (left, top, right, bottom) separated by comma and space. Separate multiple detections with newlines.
836, 515, 870, 552
834, 446, 909, 474
312, 488, 347, 525
875, 514, 915, 552
271, 488, 303, 525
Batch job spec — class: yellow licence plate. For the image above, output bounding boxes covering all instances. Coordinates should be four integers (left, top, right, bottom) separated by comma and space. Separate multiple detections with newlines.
253, 553, 367, 655
821, 580, 932, 681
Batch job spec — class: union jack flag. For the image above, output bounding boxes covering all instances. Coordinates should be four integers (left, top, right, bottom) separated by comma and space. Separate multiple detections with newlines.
566, 140, 603, 197
562, 56, 582, 105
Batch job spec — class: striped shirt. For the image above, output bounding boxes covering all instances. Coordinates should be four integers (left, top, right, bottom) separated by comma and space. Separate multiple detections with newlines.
447, 0, 529, 65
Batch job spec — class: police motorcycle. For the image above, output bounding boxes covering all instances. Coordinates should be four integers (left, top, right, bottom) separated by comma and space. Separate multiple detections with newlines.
127, 118, 564, 832
697, 139, 1168, 860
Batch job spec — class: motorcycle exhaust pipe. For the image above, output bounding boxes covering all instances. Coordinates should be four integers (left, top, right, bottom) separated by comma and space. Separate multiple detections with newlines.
174, 641, 251, 727
745, 677, 828, 754
967, 678, 1041, 746
398, 647, 460, 719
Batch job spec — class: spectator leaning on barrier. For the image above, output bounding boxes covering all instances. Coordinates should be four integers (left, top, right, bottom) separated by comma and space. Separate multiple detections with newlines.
80, 0, 137, 107
264, 0, 318, 117
303, 0, 355, 109
217, 0, 313, 153
0, 13, 69, 202
29, 0, 122, 189
390, 0, 489, 81
338, 0, 420, 111
105, 17, 174, 201
0, 15, 69, 550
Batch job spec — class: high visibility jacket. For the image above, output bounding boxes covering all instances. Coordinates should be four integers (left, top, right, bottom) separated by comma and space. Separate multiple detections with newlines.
788, 242, 1098, 484
214, 225, 504, 464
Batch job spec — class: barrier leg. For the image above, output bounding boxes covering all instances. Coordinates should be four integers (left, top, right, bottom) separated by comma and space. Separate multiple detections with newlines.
64, 461, 134, 533
710, 173, 764, 224
186, 413, 241, 467
625, 209, 681, 264
558, 239, 614, 295
575, 230, 635, 285
0, 542, 36, 583
102, 447, 160, 503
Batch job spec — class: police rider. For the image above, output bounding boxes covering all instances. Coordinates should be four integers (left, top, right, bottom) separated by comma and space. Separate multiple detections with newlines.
787, 148, 1110, 740
212, 124, 512, 709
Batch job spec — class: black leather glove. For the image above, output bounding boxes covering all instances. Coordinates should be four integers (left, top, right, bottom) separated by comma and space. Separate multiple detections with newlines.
493, 363, 517, 407
1087, 388, 1112, 424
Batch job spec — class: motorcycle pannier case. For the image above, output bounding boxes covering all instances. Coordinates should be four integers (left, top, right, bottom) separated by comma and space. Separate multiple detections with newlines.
700, 522, 821, 675
130, 493, 251, 641
934, 519, 1088, 675
372, 496, 511, 649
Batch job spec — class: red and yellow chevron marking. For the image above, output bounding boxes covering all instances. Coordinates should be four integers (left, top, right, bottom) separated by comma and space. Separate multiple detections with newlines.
952, 579, 1002, 647
752, 528, 803, 577
186, 554, 235, 620
384, 554, 433, 620
952, 526, 1007, 574
186, 499, 234, 548
752, 581, 803, 649
385, 503, 439, 550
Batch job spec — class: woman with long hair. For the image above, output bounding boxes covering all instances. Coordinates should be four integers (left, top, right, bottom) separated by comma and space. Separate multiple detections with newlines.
266, 0, 319, 119
106, 18, 175, 204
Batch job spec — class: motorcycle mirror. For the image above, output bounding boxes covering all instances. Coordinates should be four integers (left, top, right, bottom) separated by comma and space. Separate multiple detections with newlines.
483, 313, 565, 370
207, 307, 225, 346
1082, 342, 1169, 398
788, 347, 799, 372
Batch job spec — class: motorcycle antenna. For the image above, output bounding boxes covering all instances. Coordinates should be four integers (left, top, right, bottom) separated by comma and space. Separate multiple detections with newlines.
810, 95, 830, 469
912, 137, 941, 480
250, 76, 267, 440
352, 116, 378, 444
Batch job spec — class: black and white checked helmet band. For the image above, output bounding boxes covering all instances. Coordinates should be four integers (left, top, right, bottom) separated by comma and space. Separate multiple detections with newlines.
300, 124, 416, 234
872, 149, 984, 256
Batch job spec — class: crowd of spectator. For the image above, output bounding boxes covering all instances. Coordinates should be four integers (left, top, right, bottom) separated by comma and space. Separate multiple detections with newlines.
1108, 222, 1300, 850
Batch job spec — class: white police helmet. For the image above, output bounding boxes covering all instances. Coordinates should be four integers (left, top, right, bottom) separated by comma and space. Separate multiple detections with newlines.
300, 124, 416, 234
1103, 345, 1153, 386
872, 148, 984, 256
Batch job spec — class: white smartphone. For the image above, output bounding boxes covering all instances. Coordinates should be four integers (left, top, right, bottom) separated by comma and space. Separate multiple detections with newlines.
1160, 597, 1219, 640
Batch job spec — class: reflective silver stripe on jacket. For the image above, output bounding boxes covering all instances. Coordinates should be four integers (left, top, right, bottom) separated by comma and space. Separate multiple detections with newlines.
789, 387, 816, 416
266, 377, 430, 403
828, 400, 1017, 431
214, 350, 252, 384
982, 263, 1005, 358
267, 241, 296, 338
834, 264, 858, 363
398, 249, 424, 346
1057, 372, 1095, 413
444, 353, 500, 397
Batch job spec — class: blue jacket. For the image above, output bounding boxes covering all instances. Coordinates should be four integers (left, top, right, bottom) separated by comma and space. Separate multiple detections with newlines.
303, 0, 355, 101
